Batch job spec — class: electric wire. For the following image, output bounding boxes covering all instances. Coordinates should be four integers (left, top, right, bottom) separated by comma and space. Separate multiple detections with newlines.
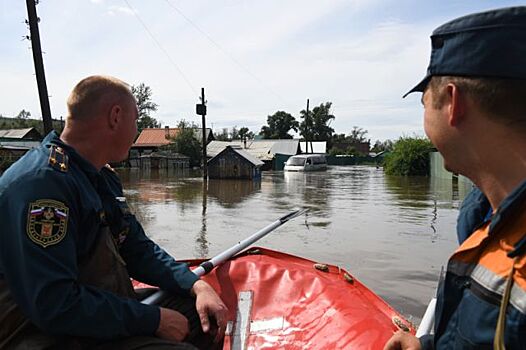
164, 0, 287, 104
122, 0, 198, 96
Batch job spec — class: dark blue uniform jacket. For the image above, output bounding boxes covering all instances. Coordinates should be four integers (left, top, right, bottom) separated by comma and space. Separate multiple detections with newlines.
420, 181, 526, 349
0, 132, 199, 339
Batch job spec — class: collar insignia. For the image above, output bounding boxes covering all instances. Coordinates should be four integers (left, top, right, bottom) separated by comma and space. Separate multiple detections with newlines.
49, 145, 68, 172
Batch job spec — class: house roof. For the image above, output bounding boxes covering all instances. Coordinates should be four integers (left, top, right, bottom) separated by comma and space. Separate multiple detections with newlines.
0, 140, 40, 149
207, 139, 299, 161
0, 128, 39, 139
231, 147, 264, 166
133, 128, 178, 147
209, 146, 264, 166
133, 128, 213, 148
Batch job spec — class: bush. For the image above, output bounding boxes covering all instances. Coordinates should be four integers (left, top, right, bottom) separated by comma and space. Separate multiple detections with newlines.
384, 136, 433, 176
161, 120, 202, 167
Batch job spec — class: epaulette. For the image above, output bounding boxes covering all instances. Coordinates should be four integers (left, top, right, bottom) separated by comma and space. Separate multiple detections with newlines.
104, 164, 116, 173
48, 145, 68, 172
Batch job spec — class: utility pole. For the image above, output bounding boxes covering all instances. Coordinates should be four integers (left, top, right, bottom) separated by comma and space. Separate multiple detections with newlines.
26, 0, 53, 134
196, 88, 207, 179
305, 99, 311, 154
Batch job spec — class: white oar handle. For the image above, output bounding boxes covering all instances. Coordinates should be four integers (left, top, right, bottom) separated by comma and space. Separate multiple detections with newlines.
141, 209, 306, 305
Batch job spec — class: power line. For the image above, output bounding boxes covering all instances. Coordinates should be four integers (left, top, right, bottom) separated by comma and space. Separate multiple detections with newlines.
164, 0, 286, 104
122, 0, 198, 96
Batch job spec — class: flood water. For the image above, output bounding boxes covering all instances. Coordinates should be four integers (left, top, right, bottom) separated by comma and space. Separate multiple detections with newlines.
119, 165, 472, 324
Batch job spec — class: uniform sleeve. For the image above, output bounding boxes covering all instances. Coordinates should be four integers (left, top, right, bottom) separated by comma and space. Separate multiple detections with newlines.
119, 216, 200, 294
419, 334, 435, 350
101, 168, 199, 295
0, 170, 160, 339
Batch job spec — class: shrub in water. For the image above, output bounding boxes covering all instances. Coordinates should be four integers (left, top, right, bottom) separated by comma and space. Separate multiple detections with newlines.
384, 137, 434, 176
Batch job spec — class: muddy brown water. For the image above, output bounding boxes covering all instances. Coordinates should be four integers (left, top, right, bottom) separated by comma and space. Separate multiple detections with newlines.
119, 165, 472, 324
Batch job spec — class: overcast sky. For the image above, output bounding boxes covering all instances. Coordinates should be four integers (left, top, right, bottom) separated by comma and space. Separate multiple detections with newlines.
1, 1, 523, 141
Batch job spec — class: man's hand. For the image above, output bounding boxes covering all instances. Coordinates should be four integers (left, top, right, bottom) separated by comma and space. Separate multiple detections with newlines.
383, 330, 421, 350
191, 280, 228, 342
155, 307, 189, 342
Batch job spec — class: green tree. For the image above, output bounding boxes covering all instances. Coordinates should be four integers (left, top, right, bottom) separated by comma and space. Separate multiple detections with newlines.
384, 136, 434, 176
131, 83, 160, 131
299, 102, 335, 143
348, 126, 368, 143
17, 109, 31, 119
214, 128, 231, 141
372, 139, 394, 153
163, 119, 202, 167
238, 127, 254, 140
260, 111, 298, 139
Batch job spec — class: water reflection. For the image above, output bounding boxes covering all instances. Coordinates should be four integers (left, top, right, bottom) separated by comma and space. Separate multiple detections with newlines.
283, 171, 331, 228
119, 166, 469, 323
207, 179, 261, 208
198, 181, 209, 257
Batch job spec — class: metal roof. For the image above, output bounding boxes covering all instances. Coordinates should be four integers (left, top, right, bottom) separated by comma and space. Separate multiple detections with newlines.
133, 128, 212, 148
0, 128, 37, 139
0, 140, 40, 149
231, 147, 264, 166
207, 139, 299, 161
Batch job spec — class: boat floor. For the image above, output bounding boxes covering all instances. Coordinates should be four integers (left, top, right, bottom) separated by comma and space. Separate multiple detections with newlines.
134, 247, 414, 349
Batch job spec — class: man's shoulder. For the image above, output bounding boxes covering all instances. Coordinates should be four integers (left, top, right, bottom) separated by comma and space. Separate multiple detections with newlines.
0, 145, 75, 195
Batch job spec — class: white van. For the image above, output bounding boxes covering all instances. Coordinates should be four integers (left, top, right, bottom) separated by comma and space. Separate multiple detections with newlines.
284, 154, 327, 172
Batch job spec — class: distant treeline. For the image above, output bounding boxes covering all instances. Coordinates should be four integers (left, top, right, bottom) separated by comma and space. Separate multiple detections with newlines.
0, 116, 65, 136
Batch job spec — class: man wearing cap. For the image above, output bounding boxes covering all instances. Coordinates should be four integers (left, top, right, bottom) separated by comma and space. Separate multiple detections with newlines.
384, 6, 526, 350
0, 75, 227, 349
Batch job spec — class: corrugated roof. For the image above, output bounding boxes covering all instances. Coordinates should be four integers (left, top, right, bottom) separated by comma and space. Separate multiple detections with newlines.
0, 128, 36, 139
231, 147, 264, 166
0, 140, 40, 149
206, 139, 299, 161
134, 128, 178, 147
133, 128, 213, 147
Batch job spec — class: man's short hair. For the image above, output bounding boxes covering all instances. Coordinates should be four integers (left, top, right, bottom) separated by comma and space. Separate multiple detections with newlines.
67, 75, 134, 120
429, 76, 526, 129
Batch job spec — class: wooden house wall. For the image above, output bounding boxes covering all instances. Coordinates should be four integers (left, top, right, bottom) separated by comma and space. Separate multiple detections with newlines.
208, 149, 260, 179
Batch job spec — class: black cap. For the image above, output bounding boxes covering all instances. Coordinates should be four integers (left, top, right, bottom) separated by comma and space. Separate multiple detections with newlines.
404, 6, 526, 98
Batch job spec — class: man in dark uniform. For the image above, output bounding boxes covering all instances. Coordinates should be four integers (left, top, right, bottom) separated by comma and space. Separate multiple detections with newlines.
0, 75, 228, 349
384, 6, 526, 350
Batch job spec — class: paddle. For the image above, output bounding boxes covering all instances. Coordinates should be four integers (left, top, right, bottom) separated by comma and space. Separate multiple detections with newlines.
141, 208, 307, 305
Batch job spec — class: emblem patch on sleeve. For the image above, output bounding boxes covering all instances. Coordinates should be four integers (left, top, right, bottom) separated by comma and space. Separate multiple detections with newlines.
26, 199, 69, 247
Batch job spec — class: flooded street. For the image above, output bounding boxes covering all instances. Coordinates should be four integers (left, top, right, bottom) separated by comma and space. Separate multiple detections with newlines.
120, 165, 472, 323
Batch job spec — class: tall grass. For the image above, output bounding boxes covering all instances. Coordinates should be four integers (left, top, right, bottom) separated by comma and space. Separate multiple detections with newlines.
384, 136, 434, 176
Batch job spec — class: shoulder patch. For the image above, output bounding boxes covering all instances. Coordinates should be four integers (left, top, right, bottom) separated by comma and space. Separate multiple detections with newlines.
49, 146, 68, 172
27, 199, 69, 248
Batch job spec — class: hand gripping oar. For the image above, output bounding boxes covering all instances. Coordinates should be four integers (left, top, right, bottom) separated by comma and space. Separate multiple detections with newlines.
141, 208, 306, 305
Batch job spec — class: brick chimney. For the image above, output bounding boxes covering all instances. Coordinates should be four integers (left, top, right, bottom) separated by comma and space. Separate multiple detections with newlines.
165, 125, 170, 139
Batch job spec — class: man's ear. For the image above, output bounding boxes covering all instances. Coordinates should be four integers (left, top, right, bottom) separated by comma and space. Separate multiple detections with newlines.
108, 104, 122, 130
446, 83, 466, 127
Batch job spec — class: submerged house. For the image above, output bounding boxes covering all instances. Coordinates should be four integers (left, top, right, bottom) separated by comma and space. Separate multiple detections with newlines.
129, 126, 213, 168
0, 128, 43, 170
206, 139, 300, 170
207, 146, 264, 179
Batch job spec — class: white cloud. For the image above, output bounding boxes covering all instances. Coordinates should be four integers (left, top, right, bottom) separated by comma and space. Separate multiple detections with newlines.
106, 5, 135, 17
8, 0, 505, 142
